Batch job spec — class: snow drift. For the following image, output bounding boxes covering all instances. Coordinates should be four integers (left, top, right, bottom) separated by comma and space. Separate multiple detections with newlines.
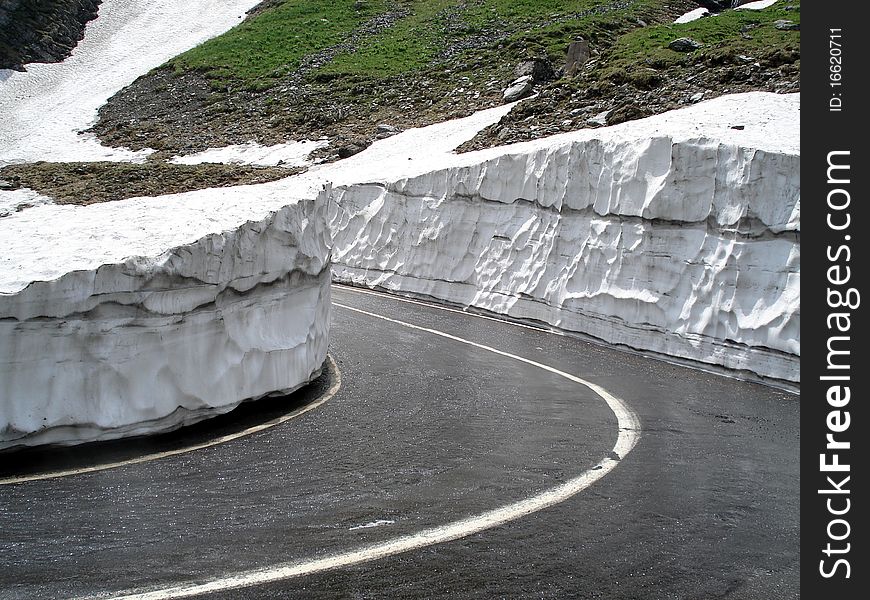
0, 193, 331, 450
329, 94, 800, 384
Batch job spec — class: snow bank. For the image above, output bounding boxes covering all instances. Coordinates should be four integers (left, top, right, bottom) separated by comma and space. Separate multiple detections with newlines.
170, 140, 329, 168
329, 93, 800, 384
0, 190, 332, 450
0, 102, 518, 449
0, 0, 261, 165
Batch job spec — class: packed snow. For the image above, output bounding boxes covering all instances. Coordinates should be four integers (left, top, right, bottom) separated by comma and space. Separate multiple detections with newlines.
170, 140, 330, 168
0, 0, 261, 165
675, 8, 709, 23
327, 93, 801, 384
0, 193, 331, 449
0, 188, 53, 218
675, 0, 782, 24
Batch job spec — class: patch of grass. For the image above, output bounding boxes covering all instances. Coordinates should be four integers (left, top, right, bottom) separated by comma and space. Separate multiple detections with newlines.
319, 0, 456, 77
595, 0, 800, 84
170, 0, 387, 82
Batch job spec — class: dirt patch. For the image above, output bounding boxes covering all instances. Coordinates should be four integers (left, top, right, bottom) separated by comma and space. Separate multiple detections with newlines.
0, 161, 300, 205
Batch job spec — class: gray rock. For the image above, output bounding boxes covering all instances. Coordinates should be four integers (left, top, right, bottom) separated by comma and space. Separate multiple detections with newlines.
690, 92, 705, 103
774, 20, 799, 31
565, 39, 591, 76
668, 38, 704, 52
376, 123, 400, 135
502, 75, 534, 103
586, 110, 610, 127
514, 58, 555, 82
0, 179, 18, 191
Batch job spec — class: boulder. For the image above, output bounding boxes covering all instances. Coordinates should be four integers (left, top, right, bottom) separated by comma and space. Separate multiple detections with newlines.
668, 37, 704, 52
514, 58, 555, 82
774, 19, 799, 31
565, 39, 591, 76
502, 75, 534, 103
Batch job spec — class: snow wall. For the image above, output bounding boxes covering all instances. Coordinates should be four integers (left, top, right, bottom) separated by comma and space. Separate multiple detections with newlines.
0, 195, 331, 450
330, 134, 800, 385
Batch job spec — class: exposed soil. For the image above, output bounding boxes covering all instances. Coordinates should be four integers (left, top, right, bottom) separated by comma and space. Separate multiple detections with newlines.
0, 162, 300, 206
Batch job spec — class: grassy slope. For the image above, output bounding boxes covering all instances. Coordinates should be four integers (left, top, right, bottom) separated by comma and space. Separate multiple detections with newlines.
172, 0, 388, 82
92, 0, 798, 157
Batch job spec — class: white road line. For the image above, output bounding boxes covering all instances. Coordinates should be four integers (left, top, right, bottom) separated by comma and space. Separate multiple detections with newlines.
93, 303, 640, 600
332, 283, 566, 336
0, 357, 341, 486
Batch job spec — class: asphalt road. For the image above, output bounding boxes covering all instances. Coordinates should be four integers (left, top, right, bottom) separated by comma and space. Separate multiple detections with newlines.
0, 284, 799, 599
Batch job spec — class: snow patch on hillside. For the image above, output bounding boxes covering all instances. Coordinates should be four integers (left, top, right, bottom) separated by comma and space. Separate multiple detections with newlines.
0, 0, 261, 165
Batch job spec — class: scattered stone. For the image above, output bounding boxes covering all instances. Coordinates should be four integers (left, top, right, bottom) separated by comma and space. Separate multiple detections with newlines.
337, 140, 370, 158
565, 39, 591, 77
731, 125, 745, 130
514, 58, 555, 83
668, 38, 704, 52
690, 92, 705, 103
774, 20, 800, 31
607, 103, 648, 126
503, 75, 535, 103
376, 123, 400, 135
586, 110, 610, 127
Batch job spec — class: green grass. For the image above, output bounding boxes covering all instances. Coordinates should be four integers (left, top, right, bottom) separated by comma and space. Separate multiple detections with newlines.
321, 0, 666, 78
596, 0, 800, 85
169, 0, 387, 81
162, 0, 798, 100
318, 0, 455, 77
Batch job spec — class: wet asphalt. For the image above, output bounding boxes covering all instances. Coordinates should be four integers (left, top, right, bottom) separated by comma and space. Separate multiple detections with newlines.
0, 284, 799, 599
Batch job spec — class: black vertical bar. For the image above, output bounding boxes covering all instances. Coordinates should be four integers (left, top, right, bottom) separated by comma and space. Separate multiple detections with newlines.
803, 0, 866, 597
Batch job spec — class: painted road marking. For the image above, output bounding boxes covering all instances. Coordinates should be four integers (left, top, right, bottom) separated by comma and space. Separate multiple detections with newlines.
333, 282, 565, 336
0, 357, 341, 486
92, 303, 640, 600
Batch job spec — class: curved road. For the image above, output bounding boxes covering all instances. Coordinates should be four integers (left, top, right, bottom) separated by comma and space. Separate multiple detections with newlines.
0, 284, 799, 599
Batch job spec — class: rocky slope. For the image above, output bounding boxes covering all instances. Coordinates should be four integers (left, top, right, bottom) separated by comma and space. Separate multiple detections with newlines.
0, 0, 101, 70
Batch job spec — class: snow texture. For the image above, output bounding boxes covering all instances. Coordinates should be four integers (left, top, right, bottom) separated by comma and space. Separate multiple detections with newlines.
0, 188, 53, 218
170, 140, 329, 168
0, 0, 261, 165
328, 93, 800, 384
0, 192, 332, 449
675, 0, 782, 24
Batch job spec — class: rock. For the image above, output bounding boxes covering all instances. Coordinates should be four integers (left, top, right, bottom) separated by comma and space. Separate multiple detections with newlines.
774, 20, 799, 31
607, 103, 648, 125
502, 75, 534, 103
376, 123, 400, 135
0, 0, 102, 70
668, 38, 704, 52
337, 139, 371, 158
690, 92, 705, 103
565, 39, 591, 76
0, 179, 19, 191
514, 58, 555, 83
586, 110, 610, 127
